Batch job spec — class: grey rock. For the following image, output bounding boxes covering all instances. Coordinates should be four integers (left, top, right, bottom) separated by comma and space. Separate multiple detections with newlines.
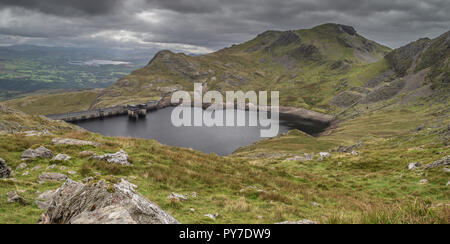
21, 146, 53, 161
68, 170, 76, 175
22, 171, 29, 176
52, 138, 100, 147
71, 206, 137, 224
39, 179, 179, 224
39, 173, 68, 182
408, 162, 422, 170
35, 190, 56, 210
443, 168, 450, 173
7, 191, 28, 205
337, 142, 363, 153
276, 219, 318, 224
92, 150, 130, 165
51, 154, 71, 162
425, 156, 449, 170
23, 130, 52, 137
167, 192, 188, 201
0, 157, 11, 178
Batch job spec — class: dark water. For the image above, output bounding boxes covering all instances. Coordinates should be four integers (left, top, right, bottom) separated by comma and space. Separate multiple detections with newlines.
73, 107, 327, 155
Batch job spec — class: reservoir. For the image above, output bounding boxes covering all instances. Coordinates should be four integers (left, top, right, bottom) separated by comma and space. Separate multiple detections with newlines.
73, 107, 327, 155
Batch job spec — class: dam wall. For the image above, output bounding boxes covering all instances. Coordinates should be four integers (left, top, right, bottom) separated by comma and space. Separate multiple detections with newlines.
46, 101, 158, 122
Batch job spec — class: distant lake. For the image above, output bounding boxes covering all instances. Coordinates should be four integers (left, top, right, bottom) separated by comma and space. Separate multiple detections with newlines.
69, 59, 132, 66
73, 107, 327, 155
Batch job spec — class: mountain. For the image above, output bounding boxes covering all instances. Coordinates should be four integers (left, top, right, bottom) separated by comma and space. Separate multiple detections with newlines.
92, 24, 391, 111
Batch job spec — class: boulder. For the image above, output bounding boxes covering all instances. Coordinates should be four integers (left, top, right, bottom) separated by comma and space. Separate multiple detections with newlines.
39, 179, 179, 224
0, 157, 12, 178
92, 150, 130, 165
408, 162, 422, 170
35, 190, 56, 210
71, 206, 137, 224
21, 146, 53, 161
39, 173, 68, 182
424, 156, 449, 170
7, 191, 28, 205
167, 192, 189, 201
51, 154, 71, 162
51, 138, 100, 147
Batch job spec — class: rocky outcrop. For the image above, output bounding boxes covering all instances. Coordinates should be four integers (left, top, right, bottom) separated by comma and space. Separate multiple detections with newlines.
39, 179, 179, 224
0, 157, 11, 178
92, 150, 130, 165
331, 91, 363, 108
35, 190, 56, 210
167, 192, 189, 201
408, 162, 422, 170
7, 191, 28, 205
51, 154, 71, 162
425, 156, 449, 170
337, 142, 363, 153
52, 138, 100, 147
39, 173, 68, 182
21, 146, 53, 161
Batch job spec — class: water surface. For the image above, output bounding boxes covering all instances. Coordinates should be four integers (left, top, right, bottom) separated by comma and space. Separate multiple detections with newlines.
73, 107, 327, 155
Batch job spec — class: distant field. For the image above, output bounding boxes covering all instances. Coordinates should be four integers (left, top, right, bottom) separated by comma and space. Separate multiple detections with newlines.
0, 45, 149, 101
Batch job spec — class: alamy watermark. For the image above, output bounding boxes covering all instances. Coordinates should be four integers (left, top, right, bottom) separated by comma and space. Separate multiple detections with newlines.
170, 83, 279, 137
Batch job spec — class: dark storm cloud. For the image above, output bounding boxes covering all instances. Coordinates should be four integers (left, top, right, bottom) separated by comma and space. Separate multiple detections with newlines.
0, 0, 448, 53
0, 0, 123, 16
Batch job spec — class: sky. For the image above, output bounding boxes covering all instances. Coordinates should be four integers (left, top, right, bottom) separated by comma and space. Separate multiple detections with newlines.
0, 0, 449, 54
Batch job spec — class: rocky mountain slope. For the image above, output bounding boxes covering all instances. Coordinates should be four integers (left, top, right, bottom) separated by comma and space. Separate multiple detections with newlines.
92, 24, 392, 112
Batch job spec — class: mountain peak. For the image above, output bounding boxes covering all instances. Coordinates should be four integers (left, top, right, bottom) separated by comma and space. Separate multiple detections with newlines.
311, 23, 357, 36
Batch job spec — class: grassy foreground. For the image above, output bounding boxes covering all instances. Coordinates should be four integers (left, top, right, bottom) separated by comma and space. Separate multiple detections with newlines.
0, 102, 448, 224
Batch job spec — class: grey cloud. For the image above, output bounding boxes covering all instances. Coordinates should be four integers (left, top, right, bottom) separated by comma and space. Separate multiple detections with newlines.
0, 0, 122, 16
0, 0, 448, 53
